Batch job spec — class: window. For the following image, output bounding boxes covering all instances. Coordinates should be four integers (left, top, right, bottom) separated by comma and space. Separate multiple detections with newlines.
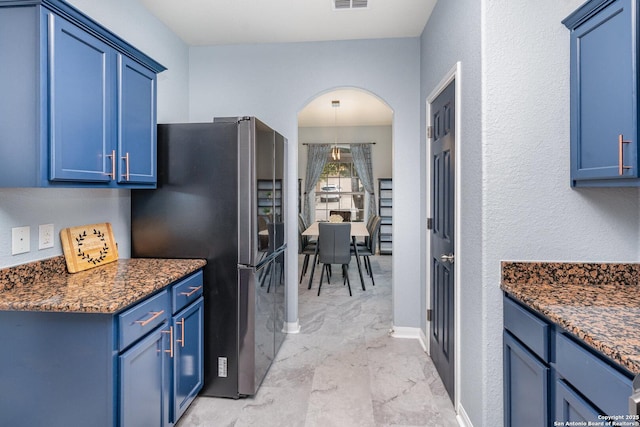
315, 147, 364, 221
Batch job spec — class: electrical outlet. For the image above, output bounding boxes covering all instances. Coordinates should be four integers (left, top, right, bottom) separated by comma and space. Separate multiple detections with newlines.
39, 224, 54, 250
12, 226, 30, 255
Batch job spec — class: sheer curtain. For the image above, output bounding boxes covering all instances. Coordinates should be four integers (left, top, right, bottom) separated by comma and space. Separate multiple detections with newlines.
350, 143, 376, 221
303, 144, 331, 226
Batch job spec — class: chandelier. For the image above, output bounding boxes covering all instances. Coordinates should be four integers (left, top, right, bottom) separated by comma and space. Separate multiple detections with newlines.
331, 100, 341, 160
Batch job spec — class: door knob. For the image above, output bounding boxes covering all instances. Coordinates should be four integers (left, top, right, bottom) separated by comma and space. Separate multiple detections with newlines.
440, 253, 455, 263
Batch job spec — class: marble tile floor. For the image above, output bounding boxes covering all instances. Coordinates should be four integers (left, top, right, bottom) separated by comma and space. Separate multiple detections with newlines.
176, 255, 459, 427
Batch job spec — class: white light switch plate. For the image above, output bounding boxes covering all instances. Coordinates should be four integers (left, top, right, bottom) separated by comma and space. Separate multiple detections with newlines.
12, 226, 30, 255
39, 224, 54, 250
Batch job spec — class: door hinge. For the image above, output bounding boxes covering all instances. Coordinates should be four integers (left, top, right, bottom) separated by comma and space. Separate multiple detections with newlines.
427, 309, 433, 322
427, 125, 434, 139
427, 217, 433, 230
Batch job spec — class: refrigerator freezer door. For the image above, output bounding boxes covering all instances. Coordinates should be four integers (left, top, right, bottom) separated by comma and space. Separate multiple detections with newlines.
237, 252, 282, 395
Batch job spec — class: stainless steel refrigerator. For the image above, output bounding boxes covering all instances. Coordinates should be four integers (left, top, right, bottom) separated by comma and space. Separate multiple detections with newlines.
131, 117, 286, 398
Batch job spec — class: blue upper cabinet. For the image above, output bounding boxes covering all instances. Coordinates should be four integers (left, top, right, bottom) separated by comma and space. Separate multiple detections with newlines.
118, 56, 157, 185
0, 0, 165, 188
563, 0, 638, 187
49, 14, 115, 183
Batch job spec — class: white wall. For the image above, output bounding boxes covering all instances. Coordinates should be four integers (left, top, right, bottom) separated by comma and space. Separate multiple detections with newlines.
0, 0, 189, 268
189, 39, 420, 328
422, 0, 640, 426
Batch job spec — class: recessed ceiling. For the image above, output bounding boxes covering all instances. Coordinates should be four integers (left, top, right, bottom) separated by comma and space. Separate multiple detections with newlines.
298, 89, 392, 128
139, 0, 437, 46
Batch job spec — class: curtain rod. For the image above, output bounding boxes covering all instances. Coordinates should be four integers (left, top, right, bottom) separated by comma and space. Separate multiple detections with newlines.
301, 142, 376, 145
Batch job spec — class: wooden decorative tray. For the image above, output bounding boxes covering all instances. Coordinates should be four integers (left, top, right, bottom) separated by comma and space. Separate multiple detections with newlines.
60, 222, 119, 273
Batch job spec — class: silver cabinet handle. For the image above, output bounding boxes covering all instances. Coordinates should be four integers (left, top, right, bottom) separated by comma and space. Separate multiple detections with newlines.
630, 392, 640, 415
440, 254, 455, 263
630, 374, 640, 415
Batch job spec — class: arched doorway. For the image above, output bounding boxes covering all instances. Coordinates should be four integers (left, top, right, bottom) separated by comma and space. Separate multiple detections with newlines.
295, 87, 394, 314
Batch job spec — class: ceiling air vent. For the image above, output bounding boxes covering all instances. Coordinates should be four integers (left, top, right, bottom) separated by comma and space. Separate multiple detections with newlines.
333, 0, 368, 10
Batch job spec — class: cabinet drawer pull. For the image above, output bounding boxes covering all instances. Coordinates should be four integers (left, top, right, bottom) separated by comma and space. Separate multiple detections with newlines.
106, 150, 116, 179
619, 134, 632, 176
162, 326, 174, 358
122, 152, 130, 181
176, 318, 185, 347
135, 310, 164, 326
179, 286, 202, 297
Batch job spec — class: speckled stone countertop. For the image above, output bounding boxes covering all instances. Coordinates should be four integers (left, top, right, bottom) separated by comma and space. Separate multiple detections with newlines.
501, 261, 640, 375
0, 256, 206, 314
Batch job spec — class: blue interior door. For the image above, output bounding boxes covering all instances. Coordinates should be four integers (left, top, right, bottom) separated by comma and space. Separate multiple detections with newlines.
429, 80, 455, 402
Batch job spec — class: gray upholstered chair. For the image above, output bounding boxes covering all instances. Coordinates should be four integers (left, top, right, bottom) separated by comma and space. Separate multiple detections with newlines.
317, 222, 352, 296
354, 215, 381, 286
298, 214, 317, 283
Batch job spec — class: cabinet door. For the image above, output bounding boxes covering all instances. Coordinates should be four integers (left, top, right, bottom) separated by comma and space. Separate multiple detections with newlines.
48, 13, 115, 182
118, 55, 157, 185
120, 324, 171, 427
173, 297, 204, 422
555, 379, 601, 423
503, 332, 549, 427
570, 0, 636, 183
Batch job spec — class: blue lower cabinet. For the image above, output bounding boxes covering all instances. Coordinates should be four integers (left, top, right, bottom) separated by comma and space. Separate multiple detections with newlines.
120, 324, 172, 427
0, 270, 203, 427
555, 379, 601, 423
172, 297, 204, 422
504, 331, 549, 427
504, 294, 634, 425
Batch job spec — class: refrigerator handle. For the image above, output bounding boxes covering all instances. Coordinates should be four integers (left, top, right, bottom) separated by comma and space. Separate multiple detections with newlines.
237, 119, 255, 266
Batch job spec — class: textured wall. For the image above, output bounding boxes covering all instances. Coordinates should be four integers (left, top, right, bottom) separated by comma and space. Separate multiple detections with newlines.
188, 39, 421, 328
68, 0, 190, 123
482, 2, 639, 424
421, 0, 640, 425
0, 0, 189, 268
420, 0, 483, 423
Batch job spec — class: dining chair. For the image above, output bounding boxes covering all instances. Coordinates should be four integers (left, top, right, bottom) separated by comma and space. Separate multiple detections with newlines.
298, 214, 317, 283
317, 222, 352, 296
329, 210, 351, 222
354, 215, 381, 286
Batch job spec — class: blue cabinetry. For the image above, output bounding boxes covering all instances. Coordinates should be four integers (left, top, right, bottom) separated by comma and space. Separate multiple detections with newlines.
504, 294, 634, 425
563, 0, 640, 187
171, 272, 204, 422
0, 0, 164, 188
49, 13, 115, 183
119, 55, 158, 185
120, 319, 172, 427
556, 379, 601, 422
503, 297, 551, 427
0, 269, 203, 427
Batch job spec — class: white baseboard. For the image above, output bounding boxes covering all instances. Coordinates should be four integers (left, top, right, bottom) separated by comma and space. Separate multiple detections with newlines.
389, 326, 423, 340
283, 319, 300, 334
389, 326, 427, 351
418, 328, 428, 352
456, 403, 473, 427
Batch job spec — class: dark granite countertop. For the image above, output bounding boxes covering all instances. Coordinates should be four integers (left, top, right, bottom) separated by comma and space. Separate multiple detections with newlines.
0, 256, 206, 314
501, 261, 640, 375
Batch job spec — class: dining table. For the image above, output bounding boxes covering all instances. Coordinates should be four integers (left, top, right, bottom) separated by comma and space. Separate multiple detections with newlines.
302, 221, 369, 291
